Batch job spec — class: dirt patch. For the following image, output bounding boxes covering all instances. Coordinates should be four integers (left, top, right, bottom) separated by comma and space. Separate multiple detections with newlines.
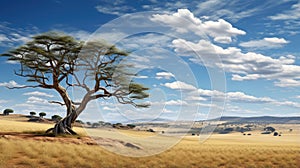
0, 132, 142, 150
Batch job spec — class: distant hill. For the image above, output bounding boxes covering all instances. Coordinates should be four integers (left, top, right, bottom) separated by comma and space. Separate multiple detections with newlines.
209, 116, 300, 124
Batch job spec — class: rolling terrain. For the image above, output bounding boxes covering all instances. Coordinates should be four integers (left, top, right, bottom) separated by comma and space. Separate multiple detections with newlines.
0, 114, 299, 168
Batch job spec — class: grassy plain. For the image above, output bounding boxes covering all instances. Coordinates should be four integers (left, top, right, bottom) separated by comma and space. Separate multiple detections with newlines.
0, 115, 299, 168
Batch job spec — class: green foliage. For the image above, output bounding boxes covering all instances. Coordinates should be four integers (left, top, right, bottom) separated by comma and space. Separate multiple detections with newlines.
3, 109, 14, 115
126, 124, 136, 129
1, 32, 82, 87
29, 112, 36, 116
39, 112, 46, 118
75, 120, 84, 124
51, 115, 62, 122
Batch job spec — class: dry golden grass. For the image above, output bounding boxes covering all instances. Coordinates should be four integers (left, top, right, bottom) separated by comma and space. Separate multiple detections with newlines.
0, 115, 299, 168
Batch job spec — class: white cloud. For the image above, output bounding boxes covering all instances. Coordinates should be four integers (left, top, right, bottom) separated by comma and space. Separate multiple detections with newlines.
0, 23, 37, 47
95, 4, 135, 16
134, 75, 148, 79
0, 80, 25, 88
172, 38, 300, 87
26, 96, 49, 105
164, 80, 300, 108
150, 9, 245, 43
67, 30, 91, 41
14, 96, 66, 116
103, 106, 118, 111
165, 99, 187, 105
239, 37, 289, 49
269, 2, 300, 20
163, 81, 197, 90
23, 91, 54, 98
0, 34, 9, 42
155, 72, 175, 80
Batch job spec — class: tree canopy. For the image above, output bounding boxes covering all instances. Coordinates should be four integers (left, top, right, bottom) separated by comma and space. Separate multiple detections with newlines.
3, 109, 14, 115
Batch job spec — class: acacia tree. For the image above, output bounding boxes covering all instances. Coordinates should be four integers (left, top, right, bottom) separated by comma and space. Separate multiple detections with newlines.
3, 109, 14, 115
1, 32, 149, 135
30, 111, 36, 116
39, 112, 46, 118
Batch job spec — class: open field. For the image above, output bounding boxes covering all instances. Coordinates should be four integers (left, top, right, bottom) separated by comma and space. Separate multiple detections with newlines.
0, 115, 299, 168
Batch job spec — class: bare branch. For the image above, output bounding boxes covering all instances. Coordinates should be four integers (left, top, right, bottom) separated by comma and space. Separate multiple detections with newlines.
6, 85, 41, 89
49, 101, 65, 106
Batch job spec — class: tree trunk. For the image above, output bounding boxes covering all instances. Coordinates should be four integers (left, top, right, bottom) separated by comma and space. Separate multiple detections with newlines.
47, 86, 92, 136
46, 108, 78, 135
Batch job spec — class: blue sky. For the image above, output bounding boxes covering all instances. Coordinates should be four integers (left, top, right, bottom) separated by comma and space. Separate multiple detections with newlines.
0, 0, 300, 122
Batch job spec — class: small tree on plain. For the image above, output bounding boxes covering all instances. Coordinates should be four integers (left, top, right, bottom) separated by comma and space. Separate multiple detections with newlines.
92, 123, 100, 128
30, 111, 36, 117
51, 115, 62, 122
3, 109, 14, 115
39, 112, 46, 118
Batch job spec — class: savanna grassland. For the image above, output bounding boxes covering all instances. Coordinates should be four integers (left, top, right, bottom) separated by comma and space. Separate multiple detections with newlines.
0, 115, 299, 168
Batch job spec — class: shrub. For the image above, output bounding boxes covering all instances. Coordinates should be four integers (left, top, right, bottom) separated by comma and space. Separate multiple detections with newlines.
219, 127, 234, 134
264, 126, 275, 132
147, 128, 155, 132
126, 124, 136, 129
3, 109, 14, 115
273, 132, 278, 136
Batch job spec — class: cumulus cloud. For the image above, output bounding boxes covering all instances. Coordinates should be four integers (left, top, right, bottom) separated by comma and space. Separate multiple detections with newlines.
239, 37, 289, 49
23, 91, 54, 98
172, 38, 300, 87
26, 96, 49, 105
155, 72, 175, 79
163, 80, 300, 108
150, 9, 245, 43
163, 81, 197, 90
0, 80, 25, 88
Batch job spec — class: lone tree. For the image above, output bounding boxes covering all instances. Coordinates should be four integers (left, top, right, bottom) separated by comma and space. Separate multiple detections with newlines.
39, 112, 46, 118
29, 111, 36, 116
1, 32, 149, 135
3, 109, 14, 115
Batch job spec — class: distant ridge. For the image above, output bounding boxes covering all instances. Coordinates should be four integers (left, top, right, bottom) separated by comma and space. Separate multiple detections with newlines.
208, 116, 300, 124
